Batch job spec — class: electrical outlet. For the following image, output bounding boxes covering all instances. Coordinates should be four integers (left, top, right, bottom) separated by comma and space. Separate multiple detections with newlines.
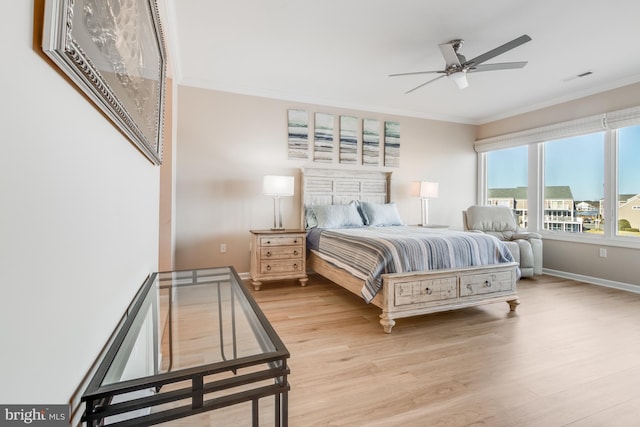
220, 243, 227, 254
599, 248, 607, 258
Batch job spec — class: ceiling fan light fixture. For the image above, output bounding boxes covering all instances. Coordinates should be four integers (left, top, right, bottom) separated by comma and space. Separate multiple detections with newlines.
449, 72, 469, 89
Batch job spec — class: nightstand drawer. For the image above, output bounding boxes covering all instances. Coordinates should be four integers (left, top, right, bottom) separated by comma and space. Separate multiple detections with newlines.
259, 260, 304, 275
260, 246, 303, 260
459, 271, 514, 297
259, 236, 303, 247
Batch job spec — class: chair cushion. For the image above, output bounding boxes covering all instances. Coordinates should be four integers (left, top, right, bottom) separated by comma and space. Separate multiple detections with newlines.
465, 205, 517, 232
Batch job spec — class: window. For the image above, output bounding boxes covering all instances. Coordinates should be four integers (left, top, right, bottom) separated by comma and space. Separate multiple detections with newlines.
477, 105, 640, 247
486, 146, 528, 227
543, 133, 604, 233
617, 125, 640, 238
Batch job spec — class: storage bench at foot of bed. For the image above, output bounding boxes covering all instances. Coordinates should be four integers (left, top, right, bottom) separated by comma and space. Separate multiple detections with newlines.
378, 262, 519, 333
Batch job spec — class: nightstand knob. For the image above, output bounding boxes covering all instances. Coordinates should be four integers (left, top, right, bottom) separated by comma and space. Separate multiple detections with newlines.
266, 251, 272, 257
485, 280, 491, 287
293, 239, 298, 244
425, 287, 432, 295
293, 263, 298, 270
293, 250, 298, 256
266, 240, 271, 245
266, 265, 271, 271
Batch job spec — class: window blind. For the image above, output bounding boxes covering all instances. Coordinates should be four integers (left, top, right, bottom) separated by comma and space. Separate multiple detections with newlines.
474, 114, 606, 152
603, 106, 640, 129
474, 105, 640, 153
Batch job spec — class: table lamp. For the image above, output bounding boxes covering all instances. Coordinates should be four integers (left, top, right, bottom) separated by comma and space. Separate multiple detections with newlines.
419, 181, 439, 226
263, 175, 295, 230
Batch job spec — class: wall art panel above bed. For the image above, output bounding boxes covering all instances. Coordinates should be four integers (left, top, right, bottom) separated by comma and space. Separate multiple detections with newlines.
339, 115, 358, 164
362, 118, 381, 167
384, 121, 400, 167
287, 109, 309, 160
314, 113, 334, 163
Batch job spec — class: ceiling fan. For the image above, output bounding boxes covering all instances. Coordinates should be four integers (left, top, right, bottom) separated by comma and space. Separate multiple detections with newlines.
390, 34, 532, 93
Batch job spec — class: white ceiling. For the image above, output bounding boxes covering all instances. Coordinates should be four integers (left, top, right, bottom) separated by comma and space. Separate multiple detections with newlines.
164, 0, 640, 124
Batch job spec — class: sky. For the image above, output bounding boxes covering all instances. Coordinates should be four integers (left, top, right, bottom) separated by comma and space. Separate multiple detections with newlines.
488, 125, 640, 201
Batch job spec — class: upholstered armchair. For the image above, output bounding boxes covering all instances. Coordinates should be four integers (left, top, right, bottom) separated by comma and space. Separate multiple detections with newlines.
462, 205, 543, 277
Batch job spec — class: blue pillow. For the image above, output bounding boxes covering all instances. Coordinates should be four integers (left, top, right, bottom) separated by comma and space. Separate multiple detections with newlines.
360, 202, 404, 226
312, 202, 364, 228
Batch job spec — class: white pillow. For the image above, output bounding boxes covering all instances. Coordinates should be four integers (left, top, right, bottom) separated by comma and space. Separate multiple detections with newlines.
313, 202, 364, 228
360, 202, 404, 226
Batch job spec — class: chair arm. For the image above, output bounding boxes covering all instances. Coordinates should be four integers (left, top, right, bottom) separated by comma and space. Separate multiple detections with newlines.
513, 231, 542, 240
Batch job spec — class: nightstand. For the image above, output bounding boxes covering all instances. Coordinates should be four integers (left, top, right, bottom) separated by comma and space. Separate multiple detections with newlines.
250, 229, 308, 291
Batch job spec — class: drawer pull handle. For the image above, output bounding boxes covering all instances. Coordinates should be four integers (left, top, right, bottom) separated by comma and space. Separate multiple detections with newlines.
266, 265, 271, 271
266, 251, 272, 257
293, 250, 298, 256
293, 239, 298, 244
484, 280, 491, 287
425, 287, 432, 295
266, 240, 271, 245
293, 263, 298, 270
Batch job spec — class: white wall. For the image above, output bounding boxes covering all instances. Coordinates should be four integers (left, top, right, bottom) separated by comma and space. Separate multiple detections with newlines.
0, 1, 160, 406
175, 87, 477, 271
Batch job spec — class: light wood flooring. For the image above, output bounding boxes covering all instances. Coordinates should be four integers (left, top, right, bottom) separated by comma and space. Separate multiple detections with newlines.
162, 274, 640, 426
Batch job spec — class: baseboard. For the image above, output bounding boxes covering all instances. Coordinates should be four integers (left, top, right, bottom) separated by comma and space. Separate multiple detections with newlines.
543, 268, 640, 294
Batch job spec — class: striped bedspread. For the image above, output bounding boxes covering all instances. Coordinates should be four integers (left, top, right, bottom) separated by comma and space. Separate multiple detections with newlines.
315, 226, 517, 303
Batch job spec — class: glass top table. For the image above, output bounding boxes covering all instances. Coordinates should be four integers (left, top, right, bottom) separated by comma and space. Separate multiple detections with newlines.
82, 267, 290, 426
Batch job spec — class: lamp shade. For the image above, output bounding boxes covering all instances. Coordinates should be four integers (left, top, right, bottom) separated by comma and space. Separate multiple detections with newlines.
419, 182, 439, 198
263, 175, 294, 196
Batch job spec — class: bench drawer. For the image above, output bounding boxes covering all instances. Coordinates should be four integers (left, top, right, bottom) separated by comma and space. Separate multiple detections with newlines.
394, 277, 457, 306
459, 271, 514, 297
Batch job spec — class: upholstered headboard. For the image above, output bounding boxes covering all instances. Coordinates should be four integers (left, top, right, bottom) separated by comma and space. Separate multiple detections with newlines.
300, 167, 391, 226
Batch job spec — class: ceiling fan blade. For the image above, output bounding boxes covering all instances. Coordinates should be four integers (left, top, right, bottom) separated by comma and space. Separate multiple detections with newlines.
405, 75, 446, 94
389, 70, 443, 77
438, 43, 461, 66
468, 61, 528, 72
464, 34, 531, 67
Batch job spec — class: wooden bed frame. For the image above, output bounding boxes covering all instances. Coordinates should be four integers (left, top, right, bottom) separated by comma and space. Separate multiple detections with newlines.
301, 167, 519, 333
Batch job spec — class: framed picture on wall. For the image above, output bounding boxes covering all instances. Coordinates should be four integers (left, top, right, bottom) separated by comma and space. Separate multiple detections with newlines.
42, 0, 167, 165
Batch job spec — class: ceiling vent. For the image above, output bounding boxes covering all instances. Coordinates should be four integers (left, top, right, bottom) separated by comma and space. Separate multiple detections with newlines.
563, 71, 594, 82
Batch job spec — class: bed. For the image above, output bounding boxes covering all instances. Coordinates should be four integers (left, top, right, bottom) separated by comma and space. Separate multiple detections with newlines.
301, 167, 520, 333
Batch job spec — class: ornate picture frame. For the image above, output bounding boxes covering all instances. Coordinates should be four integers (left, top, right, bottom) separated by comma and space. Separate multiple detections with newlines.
42, 0, 167, 165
